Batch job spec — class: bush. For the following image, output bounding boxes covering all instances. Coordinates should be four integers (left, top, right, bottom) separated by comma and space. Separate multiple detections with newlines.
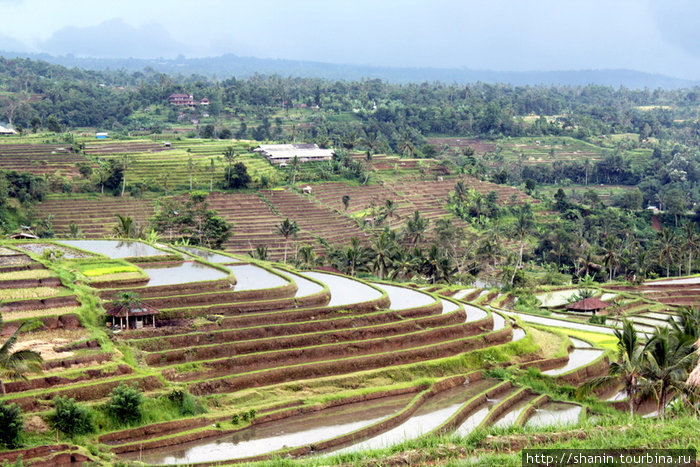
49, 396, 95, 436
0, 402, 24, 448
166, 389, 200, 416
106, 383, 143, 425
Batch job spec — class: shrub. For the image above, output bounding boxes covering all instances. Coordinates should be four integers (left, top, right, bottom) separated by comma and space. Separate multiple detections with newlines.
49, 396, 95, 436
0, 402, 24, 448
106, 383, 143, 425
167, 389, 200, 416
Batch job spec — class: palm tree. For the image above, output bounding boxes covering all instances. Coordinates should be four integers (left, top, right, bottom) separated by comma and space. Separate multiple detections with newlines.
682, 222, 699, 275
655, 228, 678, 278
248, 245, 268, 261
1, 315, 43, 394
578, 321, 647, 416
602, 236, 623, 282
404, 211, 429, 246
120, 154, 132, 197
277, 218, 299, 263
113, 214, 137, 239
642, 327, 697, 418
223, 146, 236, 184
510, 206, 534, 286
370, 228, 398, 279
335, 237, 372, 276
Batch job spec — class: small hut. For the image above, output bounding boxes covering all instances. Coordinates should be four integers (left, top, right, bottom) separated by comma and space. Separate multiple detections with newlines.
566, 297, 611, 315
105, 302, 159, 330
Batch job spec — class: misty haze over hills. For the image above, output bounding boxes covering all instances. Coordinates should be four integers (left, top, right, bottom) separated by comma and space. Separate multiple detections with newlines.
1, 50, 697, 89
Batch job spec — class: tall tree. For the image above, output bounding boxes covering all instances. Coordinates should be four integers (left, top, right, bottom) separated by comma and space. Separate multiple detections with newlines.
277, 218, 299, 263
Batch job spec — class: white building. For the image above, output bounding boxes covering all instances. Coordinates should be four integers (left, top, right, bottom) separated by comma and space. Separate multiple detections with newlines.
255, 143, 334, 165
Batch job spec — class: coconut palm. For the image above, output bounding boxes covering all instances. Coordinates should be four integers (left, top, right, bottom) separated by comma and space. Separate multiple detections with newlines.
682, 222, 699, 275
276, 218, 299, 263
113, 214, 140, 239
370, 228, 398, 279
404, 211, 429, 246
578, 321, 647, 416
510, 206, 534, 286
0, 315, 43, 395
655, 228, 678, 278
642, 327, 697, 418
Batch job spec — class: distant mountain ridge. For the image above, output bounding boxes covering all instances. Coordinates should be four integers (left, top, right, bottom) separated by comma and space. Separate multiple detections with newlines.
1, 50, 698, 89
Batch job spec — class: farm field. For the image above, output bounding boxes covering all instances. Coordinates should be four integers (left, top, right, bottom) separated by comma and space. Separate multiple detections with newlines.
1, 238, 694, 465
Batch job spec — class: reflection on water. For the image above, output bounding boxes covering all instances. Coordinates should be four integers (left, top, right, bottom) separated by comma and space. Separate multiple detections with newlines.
228, 264, 289, 291
303, 272, 382, 307
463, 304, 488, 322
374, 283, 436, 310
179, 246, 239, 263
142, 261, 229, 287
333, 379, 498, 453
123, 393, 414, 465
276, 269, 324, 297
59, 239, 167, 258
542, 348, 604, 376
526, 402, 582, 428
454, 387, 518, 436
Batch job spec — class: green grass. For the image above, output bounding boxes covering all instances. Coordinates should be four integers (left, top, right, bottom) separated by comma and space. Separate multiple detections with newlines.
552, 328, 618, 351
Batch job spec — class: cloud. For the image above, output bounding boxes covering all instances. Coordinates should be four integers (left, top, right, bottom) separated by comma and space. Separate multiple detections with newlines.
38, 18, 186, 58
650, 0, 700, 58
0, 33, 31, 53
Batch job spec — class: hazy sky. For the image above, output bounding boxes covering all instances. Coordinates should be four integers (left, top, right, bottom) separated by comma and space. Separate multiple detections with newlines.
1, 0, 700, 79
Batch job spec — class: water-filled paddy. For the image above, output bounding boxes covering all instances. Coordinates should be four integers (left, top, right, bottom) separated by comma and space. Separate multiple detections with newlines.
463, 304, 488, 322
127, 392, 414, 464
333, 378, 498, 453
542, 348, 604, 376
454, 387, 518, 436
374, 283, 436, 310
525, 402, 582, 428
440, 298, 461, 314
142, 261, 229, 287
535, 289, 578, 307
275, 269, 324, 297
178, 246, 239, 263
303, 272, 382, 307
59, 240, 167, 258
227, 264, 289, 291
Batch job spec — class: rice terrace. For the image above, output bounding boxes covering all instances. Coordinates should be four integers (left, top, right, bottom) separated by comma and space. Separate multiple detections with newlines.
0, 55, 700, 466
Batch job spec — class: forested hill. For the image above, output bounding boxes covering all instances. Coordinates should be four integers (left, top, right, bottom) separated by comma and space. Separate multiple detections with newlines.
2, 54, 700, 138
1, 50, 698, 89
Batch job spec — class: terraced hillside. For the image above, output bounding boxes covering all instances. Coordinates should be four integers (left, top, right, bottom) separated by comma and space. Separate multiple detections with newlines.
0, 143, 87, 178
0, 239, 635, 466
84, 139, 281, 190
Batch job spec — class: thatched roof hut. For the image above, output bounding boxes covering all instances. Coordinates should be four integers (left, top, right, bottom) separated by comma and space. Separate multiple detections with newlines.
566, 297, 611, 314
105, 303, 159, 330
687, 338, 700, 388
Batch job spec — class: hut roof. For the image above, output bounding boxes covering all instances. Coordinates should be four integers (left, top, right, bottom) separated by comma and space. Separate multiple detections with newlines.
566, 297, 611, 311
105, 303, 160, 318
